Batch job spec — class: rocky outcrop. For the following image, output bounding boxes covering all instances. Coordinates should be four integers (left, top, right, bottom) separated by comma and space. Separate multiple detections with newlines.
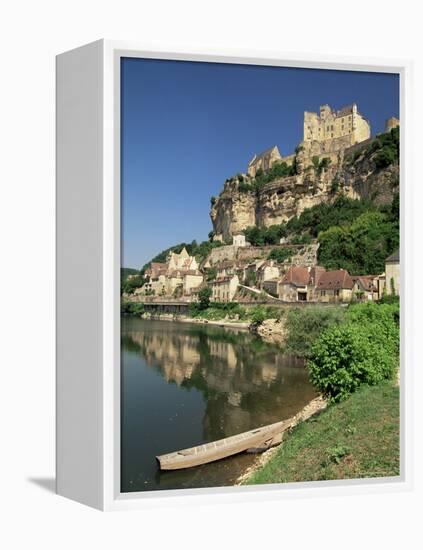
210, 142, 399, 242
254, 318, 287, 346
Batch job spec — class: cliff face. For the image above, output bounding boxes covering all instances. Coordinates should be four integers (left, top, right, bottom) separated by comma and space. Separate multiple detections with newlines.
210, 144, 399, 242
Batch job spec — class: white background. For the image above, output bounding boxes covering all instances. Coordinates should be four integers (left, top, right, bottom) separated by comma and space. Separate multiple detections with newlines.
0, 1, 422, 548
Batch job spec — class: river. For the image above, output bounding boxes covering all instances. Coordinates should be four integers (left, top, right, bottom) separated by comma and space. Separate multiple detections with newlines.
121, 318, 316, 492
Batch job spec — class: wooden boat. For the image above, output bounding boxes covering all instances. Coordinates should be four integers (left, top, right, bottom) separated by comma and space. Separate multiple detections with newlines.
156, 418, 293, 471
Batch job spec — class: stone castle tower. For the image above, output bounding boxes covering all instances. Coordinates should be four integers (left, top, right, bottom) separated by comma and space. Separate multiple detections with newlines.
303, 103, 371, 151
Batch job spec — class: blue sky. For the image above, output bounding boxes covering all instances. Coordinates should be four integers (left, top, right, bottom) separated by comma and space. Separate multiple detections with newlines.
121, 58, 399, 269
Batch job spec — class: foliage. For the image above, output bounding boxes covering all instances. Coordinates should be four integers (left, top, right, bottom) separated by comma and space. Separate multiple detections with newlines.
370, 127, 399, 169
188, 301, 248, 321
121, 274, 144, 295
205, 267, 217, 281
244, 382, 399, 485
245, 271, 257, 287
311, 156, 331, 176
307, 302, 399, 402
267, 247, 295, 263
249, 305, 284, 325
244, 223, 287, 246
286, 195, 375, 238
238, 161, 296, 194
121, 267, 139, 281
121, 301, 145, 317
284, 306, 345, 358
330, 177, 340, 195
198, 286, 212, 310
291, 233, 312, 245
317, 209, 399, 275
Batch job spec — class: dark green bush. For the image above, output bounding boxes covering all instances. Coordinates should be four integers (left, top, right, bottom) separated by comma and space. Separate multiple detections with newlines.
268, 247, 294, 263
121, 302, 145, 316
307, 303, 399, 402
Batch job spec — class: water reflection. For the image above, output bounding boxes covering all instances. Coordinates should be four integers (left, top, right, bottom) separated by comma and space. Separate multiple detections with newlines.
121, 318, 315, 492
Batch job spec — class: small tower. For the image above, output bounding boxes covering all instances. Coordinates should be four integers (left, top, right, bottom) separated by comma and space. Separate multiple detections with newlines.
385, 117, 400, 133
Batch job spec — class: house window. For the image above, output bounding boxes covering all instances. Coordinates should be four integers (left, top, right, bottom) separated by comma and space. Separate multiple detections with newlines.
321, 290, 326, 296
335, 289, 340, 297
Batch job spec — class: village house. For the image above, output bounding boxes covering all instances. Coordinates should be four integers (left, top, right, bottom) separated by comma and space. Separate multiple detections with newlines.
377, 249, 400, 298
315, 269, 354, 303
276, 265, 325, 302
142, 247, 203, 297
352, 275, 379, 301
256, 260, 281, 289
210, 274, 239, 303
385, 249, 400, 297
279, 266, 312, 302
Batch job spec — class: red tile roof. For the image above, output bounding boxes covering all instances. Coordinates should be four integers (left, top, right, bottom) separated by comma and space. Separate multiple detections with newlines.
281, 266, 310, 287
316, 269, 354, 291
352, 275, 376, 292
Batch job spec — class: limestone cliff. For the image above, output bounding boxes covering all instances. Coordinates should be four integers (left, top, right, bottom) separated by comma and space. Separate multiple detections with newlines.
210, 140, 399, 242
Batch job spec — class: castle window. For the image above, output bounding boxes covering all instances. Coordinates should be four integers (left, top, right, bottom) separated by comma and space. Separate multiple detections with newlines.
327, 126, 329, 132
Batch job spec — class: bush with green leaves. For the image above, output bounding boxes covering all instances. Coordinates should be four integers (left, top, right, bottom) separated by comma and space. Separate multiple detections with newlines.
268, 247, 294, 263
244, 223, 288, 246
307, 303, 399, 402
285, 306, 345, 358
121, 301, 145, 317
317, 209, 399, 275
198, 286, 212, 310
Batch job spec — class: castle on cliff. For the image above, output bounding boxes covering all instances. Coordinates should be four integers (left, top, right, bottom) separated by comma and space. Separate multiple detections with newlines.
247, 103, 399, 177
303, 103, 370, 149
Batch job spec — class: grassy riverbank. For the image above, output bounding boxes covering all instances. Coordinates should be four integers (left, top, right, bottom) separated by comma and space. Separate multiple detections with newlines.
244, 381, 399, 485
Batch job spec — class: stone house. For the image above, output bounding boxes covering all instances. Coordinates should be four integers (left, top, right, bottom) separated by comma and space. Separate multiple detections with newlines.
232, 234, 247, 247
142, 248, 203, 297
168, 247, 199, 272
256, 260, 281, 289
279, 266, 312, 302
352, 275, 379, 301
315, 269, 354, 303
247, 145, 282, 177
277, 265, 326, 302
210, 274, 239, 303
378, 249, 400, 298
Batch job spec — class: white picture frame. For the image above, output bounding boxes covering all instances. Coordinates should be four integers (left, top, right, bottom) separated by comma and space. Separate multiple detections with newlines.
56, 39, 413, 511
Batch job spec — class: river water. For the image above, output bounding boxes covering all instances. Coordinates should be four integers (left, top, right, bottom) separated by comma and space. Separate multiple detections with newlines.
121, 318, 316, 492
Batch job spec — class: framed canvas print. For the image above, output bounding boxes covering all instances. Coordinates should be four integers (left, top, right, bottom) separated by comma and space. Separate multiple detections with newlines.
56, 40, 412, 510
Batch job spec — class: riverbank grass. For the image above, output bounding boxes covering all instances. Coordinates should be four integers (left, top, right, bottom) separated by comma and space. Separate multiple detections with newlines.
244, 382, 399, 485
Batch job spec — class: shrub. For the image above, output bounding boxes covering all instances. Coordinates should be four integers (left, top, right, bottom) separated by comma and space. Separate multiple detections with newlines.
249, 306, 267, 325
268, 247, 294, 263
121, 302, 145, 317
198, 286, 212, 310
307, 303, 399, 402
285, 306, 345, 357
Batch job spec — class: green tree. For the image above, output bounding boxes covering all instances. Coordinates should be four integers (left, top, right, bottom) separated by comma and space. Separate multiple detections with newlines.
198, 287, 212, 310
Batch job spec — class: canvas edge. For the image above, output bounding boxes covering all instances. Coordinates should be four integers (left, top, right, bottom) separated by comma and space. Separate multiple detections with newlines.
56, 39, 413, 511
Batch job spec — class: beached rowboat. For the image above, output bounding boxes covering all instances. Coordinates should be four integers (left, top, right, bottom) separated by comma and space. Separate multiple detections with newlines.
156, 418, 293, 470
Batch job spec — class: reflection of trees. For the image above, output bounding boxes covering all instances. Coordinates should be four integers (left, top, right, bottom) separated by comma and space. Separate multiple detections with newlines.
122, 320, 316, 442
